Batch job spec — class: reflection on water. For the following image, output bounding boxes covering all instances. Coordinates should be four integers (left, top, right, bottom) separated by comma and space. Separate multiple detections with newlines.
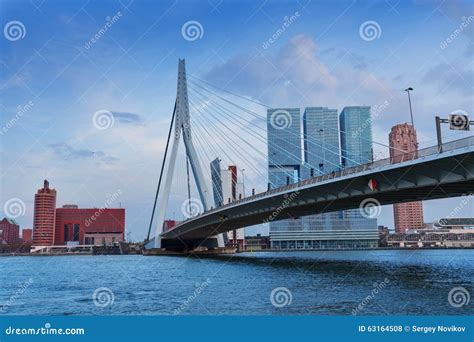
0, 249, 472, 315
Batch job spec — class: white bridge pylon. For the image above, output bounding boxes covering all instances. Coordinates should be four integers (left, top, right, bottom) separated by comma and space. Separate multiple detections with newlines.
154, 59, 224, 248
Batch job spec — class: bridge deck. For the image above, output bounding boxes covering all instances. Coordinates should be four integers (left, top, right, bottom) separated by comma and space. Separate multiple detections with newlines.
162, 136, 474, 241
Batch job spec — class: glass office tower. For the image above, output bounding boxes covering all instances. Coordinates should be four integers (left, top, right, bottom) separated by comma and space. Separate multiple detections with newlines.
210, 158, 223, 207
340, 106, 374, 167
268, 106, 378, 249
302, 107, 341, 177
299, 107, 345, 248
339, 106, 378, 248
267, 108, 303, 234
267, 108, 302, 187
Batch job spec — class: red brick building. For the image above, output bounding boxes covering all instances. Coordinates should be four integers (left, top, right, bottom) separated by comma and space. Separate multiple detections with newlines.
389, 124, 424, 233
31, 180, 125, 247
22, 228, 33, 242
55, 205, 125, 246
0, 218, 20, 245
32, 180, 57, 245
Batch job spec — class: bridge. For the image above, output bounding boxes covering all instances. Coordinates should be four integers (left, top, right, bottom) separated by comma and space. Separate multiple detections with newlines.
144, 59, 474, 253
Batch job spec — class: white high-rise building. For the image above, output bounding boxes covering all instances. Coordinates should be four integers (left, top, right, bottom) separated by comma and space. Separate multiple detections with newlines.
210, 159, 245, 248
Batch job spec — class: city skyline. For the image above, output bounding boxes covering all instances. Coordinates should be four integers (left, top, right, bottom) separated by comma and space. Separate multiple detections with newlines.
1, 0, 473, 240
1, 1, 474, 335
268, 105, 379, 250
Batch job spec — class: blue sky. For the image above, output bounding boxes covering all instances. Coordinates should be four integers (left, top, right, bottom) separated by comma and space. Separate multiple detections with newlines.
1, 0, 473, 240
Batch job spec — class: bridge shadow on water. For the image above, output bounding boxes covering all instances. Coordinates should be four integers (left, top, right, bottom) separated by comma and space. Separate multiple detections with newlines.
190, 251, 459, 284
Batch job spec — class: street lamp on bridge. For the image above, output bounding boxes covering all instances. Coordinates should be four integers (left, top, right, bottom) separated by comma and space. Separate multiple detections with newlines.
404, 87, 415, 128
241, 168, 246, 198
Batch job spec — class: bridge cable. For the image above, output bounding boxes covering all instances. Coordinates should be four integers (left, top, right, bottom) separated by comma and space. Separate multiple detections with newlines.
190, 119, 228, 206
189, 78, 409, 157
146, 101, 177, 242
190, 100, 276, 191
188, 81, 362, 168
189, 85, 346, 174
192, 113, 273, 194
189, 90, 330, 188
189, 96, 298, 187
188, 87, 340, 174
189, 86, 318, 171
185, 154, 193, 216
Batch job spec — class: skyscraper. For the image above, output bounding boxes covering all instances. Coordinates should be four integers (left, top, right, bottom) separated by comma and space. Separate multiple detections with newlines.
210, 158, 223, 207
210, 159, 245, 248
303, 107, 340, 177
267, 108, 302, 187
267, 108, 304, 239
389, 123, 424, 233
300, 107, 346, 248
268, 106, 378, 249
340, 106, 374, 167
32, 179, 57, 246
339, 106, 378, 246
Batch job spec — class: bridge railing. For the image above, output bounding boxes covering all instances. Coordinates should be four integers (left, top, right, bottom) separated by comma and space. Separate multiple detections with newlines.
182, 136, 473, 223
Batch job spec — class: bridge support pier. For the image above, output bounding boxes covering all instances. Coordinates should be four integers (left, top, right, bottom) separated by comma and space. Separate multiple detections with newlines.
143, 237, 235, 255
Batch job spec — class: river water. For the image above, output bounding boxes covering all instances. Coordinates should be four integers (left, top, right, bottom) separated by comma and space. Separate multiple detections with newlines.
0, 249, 472, 315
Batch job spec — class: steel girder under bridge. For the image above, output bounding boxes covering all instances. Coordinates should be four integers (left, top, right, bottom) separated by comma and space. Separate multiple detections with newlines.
161, 137, 474, 245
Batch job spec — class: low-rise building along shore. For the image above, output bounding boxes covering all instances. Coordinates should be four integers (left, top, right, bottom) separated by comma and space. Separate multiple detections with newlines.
387, 218, 474, 248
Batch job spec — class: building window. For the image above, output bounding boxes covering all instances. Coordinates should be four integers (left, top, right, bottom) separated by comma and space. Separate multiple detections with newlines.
64, 224, 69, 243
73, 224, 79, 242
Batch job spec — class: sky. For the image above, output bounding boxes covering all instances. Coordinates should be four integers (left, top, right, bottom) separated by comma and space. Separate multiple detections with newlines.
1, 0, 473, 241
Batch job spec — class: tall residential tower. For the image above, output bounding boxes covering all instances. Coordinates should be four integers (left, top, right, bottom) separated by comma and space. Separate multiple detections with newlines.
32, 180, 57, 246
389, 123, 424, 233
